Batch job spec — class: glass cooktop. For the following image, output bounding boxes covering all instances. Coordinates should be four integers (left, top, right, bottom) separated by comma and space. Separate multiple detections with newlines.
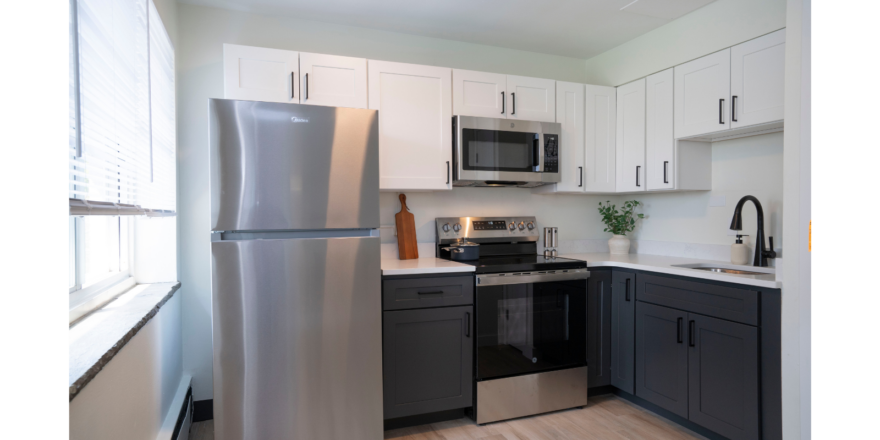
447, 254, 587, 274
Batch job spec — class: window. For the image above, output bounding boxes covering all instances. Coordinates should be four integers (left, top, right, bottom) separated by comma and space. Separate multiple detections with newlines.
69, 0, 175, 323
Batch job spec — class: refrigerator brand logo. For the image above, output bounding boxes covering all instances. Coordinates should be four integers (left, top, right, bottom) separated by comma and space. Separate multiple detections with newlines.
290, 117, 310, 123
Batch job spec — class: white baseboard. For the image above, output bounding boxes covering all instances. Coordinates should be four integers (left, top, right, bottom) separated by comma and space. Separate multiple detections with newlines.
157, 375, 192, 440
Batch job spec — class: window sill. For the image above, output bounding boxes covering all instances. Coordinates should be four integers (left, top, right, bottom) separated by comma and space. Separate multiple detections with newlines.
68, 281, 181, 402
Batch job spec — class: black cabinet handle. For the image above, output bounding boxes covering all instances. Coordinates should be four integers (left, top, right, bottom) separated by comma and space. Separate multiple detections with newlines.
625, 279, 631, 301
511, 92, 516, 115
417, 290, 443, 295
501, 91, 505, 114
732, 95, 738, 122
677, 317, 683, 343
465, 312, 471, 337
446, 161, 450, 184
291, 72, 295, 99
305, 73, 309, 100
663, 161, 669, 184
719, 99, 725, 124
688, 320, 696, 347
578, 166, 583, 187
635, 166, 641, 187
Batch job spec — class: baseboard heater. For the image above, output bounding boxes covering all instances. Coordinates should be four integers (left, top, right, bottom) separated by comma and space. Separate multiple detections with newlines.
172, 387, 193, 440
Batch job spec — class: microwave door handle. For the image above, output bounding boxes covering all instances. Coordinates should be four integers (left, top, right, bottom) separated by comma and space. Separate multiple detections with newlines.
534, 135, 543, 172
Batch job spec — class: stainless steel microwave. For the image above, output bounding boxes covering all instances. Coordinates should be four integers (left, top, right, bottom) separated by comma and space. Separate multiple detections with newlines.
452, 116, 561, 188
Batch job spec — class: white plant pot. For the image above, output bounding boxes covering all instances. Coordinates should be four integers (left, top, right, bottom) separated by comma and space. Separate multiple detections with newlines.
608, 235, 631, 255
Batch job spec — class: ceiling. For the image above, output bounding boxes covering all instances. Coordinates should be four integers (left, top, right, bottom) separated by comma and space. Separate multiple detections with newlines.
178, 0, 717, 59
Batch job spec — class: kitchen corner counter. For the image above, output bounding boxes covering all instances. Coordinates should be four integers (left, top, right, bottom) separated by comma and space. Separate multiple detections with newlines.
381, 257, 475, 276
563, 253, 781, 289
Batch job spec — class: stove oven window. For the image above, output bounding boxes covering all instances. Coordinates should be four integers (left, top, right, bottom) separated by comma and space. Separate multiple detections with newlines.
475, 279, 587, 380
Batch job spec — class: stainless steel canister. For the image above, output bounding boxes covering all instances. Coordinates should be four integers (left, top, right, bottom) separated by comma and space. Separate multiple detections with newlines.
550, 227, 558, 248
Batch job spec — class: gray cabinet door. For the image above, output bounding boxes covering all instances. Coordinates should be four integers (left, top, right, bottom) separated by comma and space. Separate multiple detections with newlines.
587, 270, 612, 388
688, 313, 759, 440
635, 302, 688, 418
610, 270, 635, 394
383, 306, 473, 419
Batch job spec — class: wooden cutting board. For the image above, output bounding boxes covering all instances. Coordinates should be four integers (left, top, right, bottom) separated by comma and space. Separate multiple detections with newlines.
395, 194, 419, 260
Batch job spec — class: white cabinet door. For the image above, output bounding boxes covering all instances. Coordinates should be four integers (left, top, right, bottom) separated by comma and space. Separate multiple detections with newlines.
368, 60, 452, 191
731, 30, 786, 128
554, 82, 585, 193
616, 79, 646, 193
223, 44, 299, 103
298, 52, 367, 109
674, 49, 730, 139
453, 69, 508, 118
507, 75, 556, 122
584, 85, 616, 193
646, 69, 675, 191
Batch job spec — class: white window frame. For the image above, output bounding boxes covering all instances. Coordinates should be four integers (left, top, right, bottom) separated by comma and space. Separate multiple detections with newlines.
68, 0, 175, 324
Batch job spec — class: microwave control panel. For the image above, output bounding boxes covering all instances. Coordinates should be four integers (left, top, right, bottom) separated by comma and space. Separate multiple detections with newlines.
544, 134, 558, 173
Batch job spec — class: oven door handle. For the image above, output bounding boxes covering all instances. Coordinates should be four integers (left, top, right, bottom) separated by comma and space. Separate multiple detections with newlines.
477, 269, 590, 286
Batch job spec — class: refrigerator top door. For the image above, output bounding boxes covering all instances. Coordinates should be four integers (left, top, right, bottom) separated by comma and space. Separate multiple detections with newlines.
210, 99, 379, 231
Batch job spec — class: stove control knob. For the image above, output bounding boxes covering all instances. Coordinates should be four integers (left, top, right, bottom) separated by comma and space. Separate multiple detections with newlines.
526, 221, 535, 230
442, 223, 450, 232
508, 222, 516, 231
518, 221, 525, 231
453, 223, 461, 232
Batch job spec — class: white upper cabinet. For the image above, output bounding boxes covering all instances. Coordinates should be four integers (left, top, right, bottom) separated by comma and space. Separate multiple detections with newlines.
646, 69, 675, 191
298, 52, 367, 109
584, 85, 617, 193
674, 49, 731, 139
453, 69, 508, 118
369, 60, 452, 191
731, 30, 786, 128
224, 44, 299, 103
616, 79, 646, 193
507, 75, 556, 122
553, 82, 585, 193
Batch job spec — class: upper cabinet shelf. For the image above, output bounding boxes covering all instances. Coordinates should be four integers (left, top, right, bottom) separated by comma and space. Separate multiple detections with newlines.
675, 30, 786, 141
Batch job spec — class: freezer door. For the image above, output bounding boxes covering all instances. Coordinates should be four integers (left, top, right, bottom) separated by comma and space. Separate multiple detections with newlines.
211, 236, 382, 440
210, 99, 379, 231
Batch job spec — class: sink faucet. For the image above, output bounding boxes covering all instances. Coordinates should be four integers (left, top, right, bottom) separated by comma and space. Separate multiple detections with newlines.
729, 195, 777, 267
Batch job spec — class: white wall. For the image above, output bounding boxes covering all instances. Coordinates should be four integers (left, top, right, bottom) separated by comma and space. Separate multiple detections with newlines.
629, 133, 784, 249
176, 2, 591, 401
69, 294, 183, 440
781, 0, 810, 438
583, 0, 787, 86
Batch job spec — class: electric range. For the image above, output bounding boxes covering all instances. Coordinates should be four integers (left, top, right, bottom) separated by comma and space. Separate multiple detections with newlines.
435, 216, 590, 425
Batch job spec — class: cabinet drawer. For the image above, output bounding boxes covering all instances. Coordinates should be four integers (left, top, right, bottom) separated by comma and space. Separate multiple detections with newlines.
383, 276, 473, 311
636, 274, 758, 326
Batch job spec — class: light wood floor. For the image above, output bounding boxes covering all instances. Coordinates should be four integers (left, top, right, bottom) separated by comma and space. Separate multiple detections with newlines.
189, 395, 707, 440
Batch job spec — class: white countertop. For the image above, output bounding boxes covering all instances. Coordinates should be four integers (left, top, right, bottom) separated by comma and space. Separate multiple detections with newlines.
381, 257, 475, 276
562, 253, 781, 289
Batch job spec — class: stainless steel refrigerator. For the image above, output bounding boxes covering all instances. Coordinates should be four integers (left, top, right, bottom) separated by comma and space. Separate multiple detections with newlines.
209, 99, 382, 440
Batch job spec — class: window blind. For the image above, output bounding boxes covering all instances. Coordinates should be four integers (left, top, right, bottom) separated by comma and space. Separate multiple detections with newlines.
67, 0, 76, 198
69, 0, 175, 212
147, 1, 176, 211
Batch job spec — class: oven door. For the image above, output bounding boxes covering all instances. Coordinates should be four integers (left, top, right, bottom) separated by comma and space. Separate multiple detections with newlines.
455, 116, 546, 184
475, 271, 588, 381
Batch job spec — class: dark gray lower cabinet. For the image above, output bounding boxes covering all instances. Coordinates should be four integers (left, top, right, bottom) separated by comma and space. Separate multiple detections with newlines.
688, 313, 759, 440
635, 302, 688, 418
587, 270, 612, 388
610, 270, 635, 394
382, 306, 473, 419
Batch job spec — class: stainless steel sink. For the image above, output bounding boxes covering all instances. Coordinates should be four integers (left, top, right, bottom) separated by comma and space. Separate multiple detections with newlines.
671, 263, 775, 276
690, 267, 767, 275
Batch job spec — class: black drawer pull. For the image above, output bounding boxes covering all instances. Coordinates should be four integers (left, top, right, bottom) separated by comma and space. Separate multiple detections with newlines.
465, 312, 471, 337
688, 320, 696, 347
677, 317, 683, 343
417, 290, 444, 295
625, 278, 631, 301
501, 91, 505, 114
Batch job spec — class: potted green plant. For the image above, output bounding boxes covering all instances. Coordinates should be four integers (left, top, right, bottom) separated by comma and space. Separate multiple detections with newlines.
598, 200, 645, 254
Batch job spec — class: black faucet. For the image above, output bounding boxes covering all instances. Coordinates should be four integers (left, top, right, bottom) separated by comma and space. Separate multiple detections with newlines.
729, 195, 777, 267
